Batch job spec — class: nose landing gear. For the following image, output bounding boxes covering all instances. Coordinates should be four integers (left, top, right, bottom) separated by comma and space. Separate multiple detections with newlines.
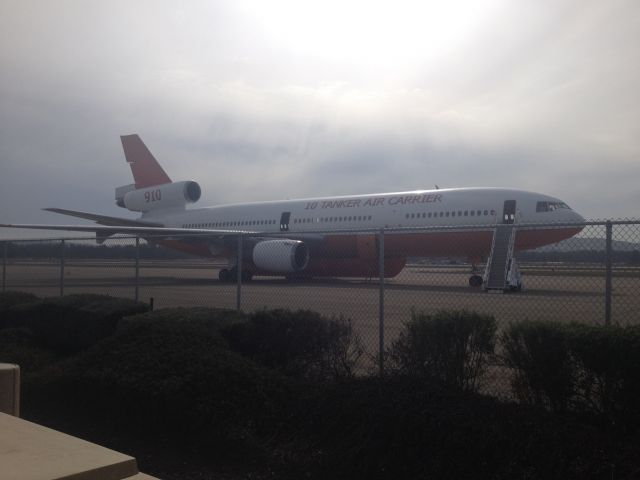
469, 275, 483, 287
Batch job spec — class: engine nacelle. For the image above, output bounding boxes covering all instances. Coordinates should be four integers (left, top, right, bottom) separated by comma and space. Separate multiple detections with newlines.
121, 181, 201, 212
252, 240, 310, 273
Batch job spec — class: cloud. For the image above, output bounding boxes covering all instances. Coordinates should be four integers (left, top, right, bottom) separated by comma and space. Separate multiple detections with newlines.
1, 0, 639, 242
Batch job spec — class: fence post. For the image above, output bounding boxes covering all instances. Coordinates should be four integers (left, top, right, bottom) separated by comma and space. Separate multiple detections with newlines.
236, 234, 243, 311
2, 242, 6, 293
605, 221, 612, 325
134, 236, 140, 302
59, 239, 65, 297
378, 229, 385, 377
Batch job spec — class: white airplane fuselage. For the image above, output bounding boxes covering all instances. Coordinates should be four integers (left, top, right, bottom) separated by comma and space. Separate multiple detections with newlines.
1, 135, 585, 281
145, 186, 584, 278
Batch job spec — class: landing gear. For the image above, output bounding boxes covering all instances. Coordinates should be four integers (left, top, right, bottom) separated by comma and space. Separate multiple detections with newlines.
469, 275, 483, 288
218, 268, 253, 282
241, 269, 253, 282
219, 268, 231, 282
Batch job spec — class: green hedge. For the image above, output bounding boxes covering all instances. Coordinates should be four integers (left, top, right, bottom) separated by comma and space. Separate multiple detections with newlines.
5, 299, 637, 478
290, 376, 624, 480
500, 321, 575, 412
28, 307, 292, 456
3, 294, 149, 354
387, 310, 497, 391
223, 309, 363, 380
501, 321, 640, 425
0, 327, 57, 375
0, 291, 40, 323
568, 324, 640, 426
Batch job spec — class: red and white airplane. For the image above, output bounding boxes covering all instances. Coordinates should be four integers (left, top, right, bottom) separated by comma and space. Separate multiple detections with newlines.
1, 135, 585, 285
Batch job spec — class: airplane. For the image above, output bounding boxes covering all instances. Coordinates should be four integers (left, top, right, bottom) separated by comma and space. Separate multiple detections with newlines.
1, 135, 585, 286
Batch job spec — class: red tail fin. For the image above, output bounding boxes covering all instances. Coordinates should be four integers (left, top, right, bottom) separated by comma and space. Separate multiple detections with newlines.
120, 134, 172, 189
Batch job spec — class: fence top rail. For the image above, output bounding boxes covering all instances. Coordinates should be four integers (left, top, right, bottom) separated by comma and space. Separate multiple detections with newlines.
1, 219, 639, 243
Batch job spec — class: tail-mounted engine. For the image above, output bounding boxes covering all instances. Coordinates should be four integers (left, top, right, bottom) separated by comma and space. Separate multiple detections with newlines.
116, 181, 201, 212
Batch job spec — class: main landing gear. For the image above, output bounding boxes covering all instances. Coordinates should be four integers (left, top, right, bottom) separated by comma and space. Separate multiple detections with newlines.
218, 268, 253, 282
468, 260, 484, 287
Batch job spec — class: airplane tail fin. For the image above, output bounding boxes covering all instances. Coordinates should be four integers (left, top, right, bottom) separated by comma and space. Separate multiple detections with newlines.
120, 134, 172, 189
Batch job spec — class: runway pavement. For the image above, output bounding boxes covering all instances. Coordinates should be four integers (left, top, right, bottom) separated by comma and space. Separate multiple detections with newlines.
3, 260, 639, 355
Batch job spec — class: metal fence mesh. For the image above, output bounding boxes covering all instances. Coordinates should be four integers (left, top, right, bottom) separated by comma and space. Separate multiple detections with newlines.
2, 220, 640, 396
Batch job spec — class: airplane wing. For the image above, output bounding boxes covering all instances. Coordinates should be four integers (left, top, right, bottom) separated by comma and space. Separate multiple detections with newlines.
42, 208, 163, 227
1, 208, 258, 242
0, 223, 255, 236
1, 208, 324, 244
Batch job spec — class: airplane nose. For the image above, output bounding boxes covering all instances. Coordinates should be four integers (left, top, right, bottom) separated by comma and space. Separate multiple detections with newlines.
572, 211, 586, 224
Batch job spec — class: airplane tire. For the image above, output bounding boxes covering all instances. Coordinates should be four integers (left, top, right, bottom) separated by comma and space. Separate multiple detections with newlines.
241, 269, 253, 282
229, 269, 238, 282
469, 275, 483, 287
218, 269, 230, 282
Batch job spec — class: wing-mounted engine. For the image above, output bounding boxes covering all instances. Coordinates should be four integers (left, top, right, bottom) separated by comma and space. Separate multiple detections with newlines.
116, 181, 201, 212
252, 239, 310, 273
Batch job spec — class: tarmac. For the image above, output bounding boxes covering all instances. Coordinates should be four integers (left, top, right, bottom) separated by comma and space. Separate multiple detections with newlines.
3, 260, 639, 350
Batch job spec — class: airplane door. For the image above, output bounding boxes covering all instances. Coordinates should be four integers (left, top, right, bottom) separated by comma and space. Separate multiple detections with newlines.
503, 200, 516, 224
280, 212, 291, 232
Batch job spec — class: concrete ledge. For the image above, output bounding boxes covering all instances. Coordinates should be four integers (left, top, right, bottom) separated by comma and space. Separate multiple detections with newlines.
0, 363, 20, 416
0, 412, 143, 480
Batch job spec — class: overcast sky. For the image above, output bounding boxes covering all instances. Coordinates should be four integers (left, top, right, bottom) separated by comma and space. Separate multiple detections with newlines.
1, 0, 639, 239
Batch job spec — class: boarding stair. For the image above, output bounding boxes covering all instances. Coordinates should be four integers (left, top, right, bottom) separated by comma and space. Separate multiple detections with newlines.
483, 224, 523, 292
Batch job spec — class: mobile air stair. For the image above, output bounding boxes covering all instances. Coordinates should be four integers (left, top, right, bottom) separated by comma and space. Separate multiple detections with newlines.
483, 224, 523, 292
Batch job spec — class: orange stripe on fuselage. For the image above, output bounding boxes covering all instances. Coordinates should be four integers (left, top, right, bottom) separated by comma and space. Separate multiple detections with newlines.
157, 226, 583, 277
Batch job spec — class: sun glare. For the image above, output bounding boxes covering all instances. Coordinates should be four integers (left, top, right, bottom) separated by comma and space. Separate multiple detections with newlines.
239, 0, 501, 71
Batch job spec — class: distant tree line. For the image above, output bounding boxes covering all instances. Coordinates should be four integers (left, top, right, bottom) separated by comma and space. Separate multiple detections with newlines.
517, 249, 640, 265
3, 241, 640, 265
1, 241, 193, 259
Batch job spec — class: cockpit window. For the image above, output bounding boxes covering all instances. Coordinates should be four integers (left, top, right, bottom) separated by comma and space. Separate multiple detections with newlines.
536, 201, 571, 212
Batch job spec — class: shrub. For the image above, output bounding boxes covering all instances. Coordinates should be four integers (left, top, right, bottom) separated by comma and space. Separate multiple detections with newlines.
116, 306, 246, 341
28, 309, 292, 456
500, 321, 575, 411
223, 309, 364, 380
566, 324, 640, 426
387, 310, 497, 391
0, 327, 57, 377
291, 376, 620, 480
0, 291, 39, 326
4, 294, 149, 354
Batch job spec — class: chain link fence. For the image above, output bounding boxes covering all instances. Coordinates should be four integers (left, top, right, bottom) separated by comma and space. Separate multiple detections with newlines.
2, 220, 640, 395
